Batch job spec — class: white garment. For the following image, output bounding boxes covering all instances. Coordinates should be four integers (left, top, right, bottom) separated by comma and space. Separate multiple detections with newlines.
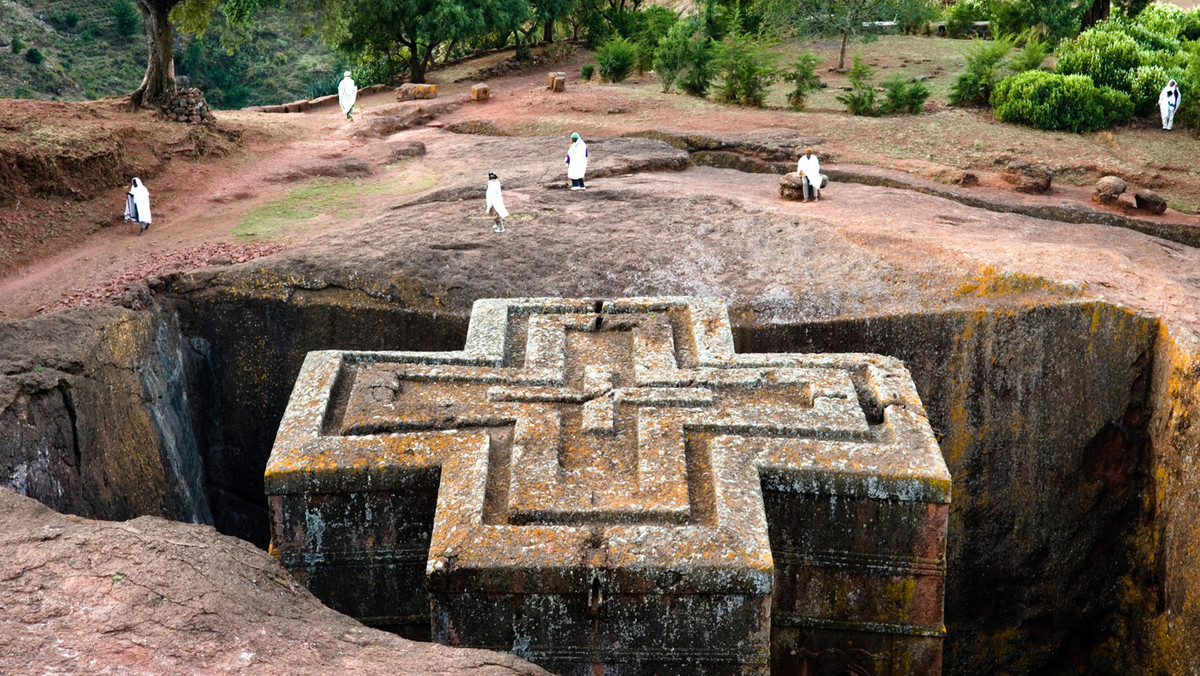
338, 76, 357, 115
566, 139, 588, 180
797, 154, 821, 197
125, 178, 151, 224
485, 179, 508, 218
1159, 83, 1181, 130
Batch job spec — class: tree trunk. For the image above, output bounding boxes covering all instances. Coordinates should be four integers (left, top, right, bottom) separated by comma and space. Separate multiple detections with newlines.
838, 31, 848, 71
130, 0, 178, 108
1081, 0, 1110, 30
544, 19, 554, 43
409, 44, 427, 84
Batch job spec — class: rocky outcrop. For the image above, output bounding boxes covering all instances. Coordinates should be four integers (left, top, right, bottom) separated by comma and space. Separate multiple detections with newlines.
1002, 160, 1054, 194
1094, 175, 1127, 205
445, 119, 509, 136
778, 172, 829, 200
159, 88, 216, 125
266, 157, 373, 182
350, 101, 458, 139
0, 488, 550, 676
386, 140, 428, 162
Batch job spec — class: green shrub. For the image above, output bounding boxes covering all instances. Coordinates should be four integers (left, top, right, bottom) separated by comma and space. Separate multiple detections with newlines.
882, 75, 930, 114
580, 63, 595, 81
654, 17, 714, 96
1133, 3, 1196, 42
546, 40, 573, 64
1127, 64, 1176, 117
596, 36, 636, 83
991, 70, 1133, 132
109, 0, 140, 39
24, 47, 43, 65
1056, 28, 1144, 91
836, 55, 880, 116
950, 37, 1012, 106
515, 43, 533, 63
11, 37, 24, 53
713, 31, 778, 107
1009, 33, 1049, 72
992, 0, 1085, 43
783, 51, 821, 111
635, 39, 655, 75
896, 0, 939, 34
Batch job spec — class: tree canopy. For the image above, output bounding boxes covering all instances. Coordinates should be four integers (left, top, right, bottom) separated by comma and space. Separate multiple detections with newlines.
761, 0, 925, 70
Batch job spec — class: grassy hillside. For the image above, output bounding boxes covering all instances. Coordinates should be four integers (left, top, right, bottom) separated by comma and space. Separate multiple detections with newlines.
0, 0, 341, 108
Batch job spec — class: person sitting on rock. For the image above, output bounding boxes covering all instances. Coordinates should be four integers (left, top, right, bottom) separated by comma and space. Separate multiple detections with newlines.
486, 171, 508, 233
1159, 79, 1181, 131
338, 71, 357, 121
124, 178, 152, 235
796, 147, 821, 202
566, 132, 588, 190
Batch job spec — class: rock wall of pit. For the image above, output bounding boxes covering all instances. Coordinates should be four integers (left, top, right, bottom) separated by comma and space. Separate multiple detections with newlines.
0, 307, 208, 524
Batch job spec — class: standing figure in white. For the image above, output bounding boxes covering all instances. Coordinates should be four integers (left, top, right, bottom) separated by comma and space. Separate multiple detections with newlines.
566, 132, 588, 190
486, 171, 508, 233
1159, 79, 1181, 131
338, 71, 357, 121
125, 177, 152, 235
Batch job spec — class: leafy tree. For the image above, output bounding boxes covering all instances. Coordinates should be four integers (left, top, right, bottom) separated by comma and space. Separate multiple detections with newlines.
653, 15, 714, 95
533, 0, 576, 42
331, 0, 531, 83
836, 54, 880, 115
762, 0, 927, 70
713, 29, 778, 107
782, 51, 821, 110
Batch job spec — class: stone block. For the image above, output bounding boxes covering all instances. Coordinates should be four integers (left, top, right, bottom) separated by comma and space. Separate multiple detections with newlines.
470, 83, 490, 101
1135, 188, 1167, 214
547, 71, 565, 88
551, 75, 566, 93
779, 172, 829, 200
266, 297, 951, 675
1094, 176, 1127, 205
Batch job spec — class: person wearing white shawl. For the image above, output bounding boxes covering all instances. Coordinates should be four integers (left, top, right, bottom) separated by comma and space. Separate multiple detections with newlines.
566, 132, 588, 190
124, 178, 152, 235
338, 71, 357, 121
485, 171, 508, 232
796, 147, 821, 202
1159, 79, 1181, 131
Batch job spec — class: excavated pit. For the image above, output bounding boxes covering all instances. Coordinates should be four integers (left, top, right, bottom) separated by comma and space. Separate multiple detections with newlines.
3, 290, 1198, 675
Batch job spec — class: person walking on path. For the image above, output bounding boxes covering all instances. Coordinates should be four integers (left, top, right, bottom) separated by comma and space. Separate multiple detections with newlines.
486, 171, 508, 232
338, 71, 357, 121
566, 132, 588, 190
1159, 79, 1181, 131
796, 147, 821, 202
124, 178, 152, 235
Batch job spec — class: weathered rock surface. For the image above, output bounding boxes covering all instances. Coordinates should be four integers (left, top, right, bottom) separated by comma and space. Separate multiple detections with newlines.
1094, 175, 1127, 205
1001, 160, 1054, 194
445, 119, 509, 136
778, 171, 829, 200
1135, 188, 1168, 214
267, 157, 372, 182
350, 101, 458, 139
386, 140, 428, 162
0, 489, 551, 676
397, 83, 438, 101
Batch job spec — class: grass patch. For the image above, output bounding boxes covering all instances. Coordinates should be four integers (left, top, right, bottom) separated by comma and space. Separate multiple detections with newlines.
232, 171, 437, 239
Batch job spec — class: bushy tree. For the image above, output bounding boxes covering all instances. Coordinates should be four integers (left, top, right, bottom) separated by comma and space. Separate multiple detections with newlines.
109, 0, 141, 38
991, 70, 1133, 132
992, 0, 1086, 43
836, 54, 879, 115
24, 47, 43, 64
782, 51, 821, 110
653, 16, 714, 95
596, 35, 636, 81
713, 30, 778, 106
949, 37, 1012, 106
881, 74, 929, 113
1056, 26, 1145, 91
761, 0, 928, 70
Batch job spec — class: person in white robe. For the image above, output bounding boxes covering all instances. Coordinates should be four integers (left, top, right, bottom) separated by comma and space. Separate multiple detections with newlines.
338, 71, 357, 121
1159, 79, 1181, 131
124, 178, 152, 235
796, 147, 821, 202
485, 171, 508, 232
566, 132, 588, 190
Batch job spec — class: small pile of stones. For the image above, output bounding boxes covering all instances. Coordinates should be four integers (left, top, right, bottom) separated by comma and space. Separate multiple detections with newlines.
160, 88, 216, 124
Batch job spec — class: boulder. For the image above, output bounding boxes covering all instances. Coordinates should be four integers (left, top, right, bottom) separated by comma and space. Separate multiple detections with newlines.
1134, 188, 1168, 215
386, 140, 428, 162
0, 488, 551, 676
779, 172, 829, 201
1093, 176, 1127, 205
471, 83, 491, 102
1001, 161, 1053, 194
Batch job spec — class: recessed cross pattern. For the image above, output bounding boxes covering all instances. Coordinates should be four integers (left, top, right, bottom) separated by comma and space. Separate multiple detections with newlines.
267, 297, 951, 675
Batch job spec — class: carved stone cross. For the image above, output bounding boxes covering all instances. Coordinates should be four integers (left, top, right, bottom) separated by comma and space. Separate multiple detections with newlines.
267, 297, 951, 675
